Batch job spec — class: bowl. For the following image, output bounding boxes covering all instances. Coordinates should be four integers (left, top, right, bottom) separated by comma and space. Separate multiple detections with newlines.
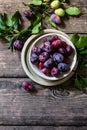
29, 32, 77, 81
21, 29, 78, 86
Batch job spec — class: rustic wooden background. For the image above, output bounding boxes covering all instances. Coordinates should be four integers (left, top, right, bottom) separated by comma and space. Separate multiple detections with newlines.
0, 0, 87, 130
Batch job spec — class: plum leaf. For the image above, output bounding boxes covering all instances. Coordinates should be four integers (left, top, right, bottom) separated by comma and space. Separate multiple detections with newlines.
12, 10, 21, 30
80, 49, 87, 54
76, 36, 87, 49
71, 33, 79, 46
29, 0, 42, 5
65, 6, 81, 16
74, 76, 84, 91
48, 18, 57, 27
4, 13, 13, 27
32, 22, 41, 34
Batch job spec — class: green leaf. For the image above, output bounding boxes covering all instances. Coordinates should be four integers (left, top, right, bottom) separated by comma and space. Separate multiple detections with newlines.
74, 75, 87, 91
80, 76, 87, 85
12, 10, 20, 30
29, 0, 42, 5
8, 37, 15, 50
74, 77, 84, 91
48, 18, 57, 28
0, 14, 4, 23
4, 13, 13, 27
32, 13, 42, 27
18, 28, 30, 38
29, 13, 42, 34
0, 33, 8, 40
70, 33, 79, 46
0, 22, 7, 30
76, 36, 87, 49
84, 64, 87, 67
65, 6, 81, 16
32, 22, 41, 34
0, 13, 7, 27
80, 49, 87, 54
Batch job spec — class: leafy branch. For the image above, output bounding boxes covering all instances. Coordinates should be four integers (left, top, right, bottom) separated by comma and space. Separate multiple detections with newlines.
71, 34, 87, 90
0, 10, 30, 50
0, 0, 81, 51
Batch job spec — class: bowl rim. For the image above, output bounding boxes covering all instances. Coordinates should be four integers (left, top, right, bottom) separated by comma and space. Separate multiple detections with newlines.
29, 32, 77, 81
21, 29, 78, 86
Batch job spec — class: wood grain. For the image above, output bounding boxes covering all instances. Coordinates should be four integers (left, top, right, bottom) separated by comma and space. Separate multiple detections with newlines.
0, 78, 86, 125
0, 44, 26, 77
0, 0, 87, 128
0, 126, 87, 130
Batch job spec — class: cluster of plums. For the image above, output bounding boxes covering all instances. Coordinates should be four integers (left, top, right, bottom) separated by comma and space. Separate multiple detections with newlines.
23, 0, 65, 26
43, 0, 65, 25
30, 34, 73, 77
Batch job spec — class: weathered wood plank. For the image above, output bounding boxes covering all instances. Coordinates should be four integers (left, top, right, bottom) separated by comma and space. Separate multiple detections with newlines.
0, 0, 87, 33
0, 78, 86, 125
0, 38, 87, 77
0, 44, 26, 77
0, 126, 87, 130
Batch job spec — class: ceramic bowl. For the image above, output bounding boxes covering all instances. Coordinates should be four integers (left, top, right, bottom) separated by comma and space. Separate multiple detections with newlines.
21, 29, 78, 86
29, 33, 77, 81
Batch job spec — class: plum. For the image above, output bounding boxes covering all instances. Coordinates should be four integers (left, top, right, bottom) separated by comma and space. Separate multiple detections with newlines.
30, 53, 38, 64
50, 14, 61, 24
22, 81, 34, 91
13, 40, 23, 50
55, 8, 65, 17
32, 45, 42, 55
58, 63, 70, 72
39, 52, 49, 62
38, 62, 44, 69
51, 34, 58, 41
23, 10, 34, 19
66, 45, 73, 55
58, 47, 66, 55
42, 68, 50, 75
52, 39, 62, 48
50, 0, 60, 9
44, 58, 53, 68
53, 53, 64, 63
51, 67, 59, 76
42, 41, 52, 52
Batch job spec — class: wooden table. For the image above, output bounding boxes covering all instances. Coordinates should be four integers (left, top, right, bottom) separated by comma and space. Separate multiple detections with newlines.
0, 0, 87, 129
